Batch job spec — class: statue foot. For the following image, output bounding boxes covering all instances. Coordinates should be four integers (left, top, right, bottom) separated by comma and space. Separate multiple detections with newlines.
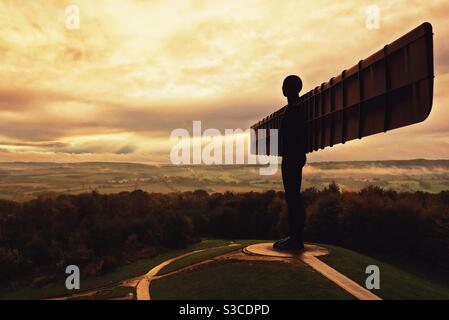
273, 237, 290, 249
274, 237, 304, 252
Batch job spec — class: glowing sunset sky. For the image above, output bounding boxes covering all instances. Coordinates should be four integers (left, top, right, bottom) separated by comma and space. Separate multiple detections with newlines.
0, 0, 448, 163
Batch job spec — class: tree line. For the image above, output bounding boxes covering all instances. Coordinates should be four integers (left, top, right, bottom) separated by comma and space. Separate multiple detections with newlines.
0, 184, 448, 287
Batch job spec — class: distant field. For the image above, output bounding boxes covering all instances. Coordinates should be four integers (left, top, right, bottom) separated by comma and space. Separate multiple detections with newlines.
0, 159, 448, 201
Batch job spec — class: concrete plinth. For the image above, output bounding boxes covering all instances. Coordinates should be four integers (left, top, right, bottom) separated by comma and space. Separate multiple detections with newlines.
243, 242, 329, 258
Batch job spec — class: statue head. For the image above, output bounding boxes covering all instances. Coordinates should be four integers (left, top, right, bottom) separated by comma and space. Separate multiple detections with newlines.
282, 75, 303, 98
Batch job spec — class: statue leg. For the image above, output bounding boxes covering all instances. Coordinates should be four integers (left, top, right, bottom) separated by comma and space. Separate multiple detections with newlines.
274, 159, 305, 251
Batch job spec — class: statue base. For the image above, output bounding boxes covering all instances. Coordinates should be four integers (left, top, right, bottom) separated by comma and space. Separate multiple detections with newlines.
243, 242, 329, 259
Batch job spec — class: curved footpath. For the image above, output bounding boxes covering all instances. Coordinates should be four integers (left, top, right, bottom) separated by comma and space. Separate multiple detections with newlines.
136, 249, 205, 300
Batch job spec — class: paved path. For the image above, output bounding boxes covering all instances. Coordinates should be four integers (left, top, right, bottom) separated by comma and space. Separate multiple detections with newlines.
244, 243, 381, 300
136, 249, 205, 300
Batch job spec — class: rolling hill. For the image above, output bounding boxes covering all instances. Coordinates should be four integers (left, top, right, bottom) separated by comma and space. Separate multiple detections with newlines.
0, 159, 448, 201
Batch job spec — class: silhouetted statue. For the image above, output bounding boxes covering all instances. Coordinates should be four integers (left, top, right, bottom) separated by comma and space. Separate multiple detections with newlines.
273, 75, 306, 251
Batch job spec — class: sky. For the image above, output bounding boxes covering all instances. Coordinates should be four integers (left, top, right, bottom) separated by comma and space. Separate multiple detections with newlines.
0, 0, 448, 164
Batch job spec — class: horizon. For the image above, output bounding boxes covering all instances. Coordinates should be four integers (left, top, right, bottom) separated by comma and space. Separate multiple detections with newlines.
1, 157, 449, 166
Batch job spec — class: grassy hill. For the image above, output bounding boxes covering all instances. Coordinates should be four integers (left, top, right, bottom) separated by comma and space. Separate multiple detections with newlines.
4, 239, 447, 300
149, 241, 449, 300
320, 245, 449, 300
0, 239, 234, 300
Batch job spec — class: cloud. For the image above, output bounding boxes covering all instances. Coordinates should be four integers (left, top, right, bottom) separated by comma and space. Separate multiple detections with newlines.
116, 145, 136, 154
0, 0, 448, 163
0, 141, 68, 148
0, 88, 72, 111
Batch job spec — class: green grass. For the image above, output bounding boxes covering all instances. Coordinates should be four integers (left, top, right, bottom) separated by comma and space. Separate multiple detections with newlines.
158, 239, 267, 275
0, 239, 231, 300
151, 260, 355, 300
234, 239, 271, 246
159, 246, 240, 275
319, 245, 449, 300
